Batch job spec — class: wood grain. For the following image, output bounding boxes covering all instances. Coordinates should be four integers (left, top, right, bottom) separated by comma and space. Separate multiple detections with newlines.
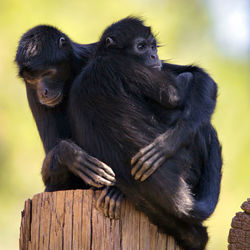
19, 189, 181, 250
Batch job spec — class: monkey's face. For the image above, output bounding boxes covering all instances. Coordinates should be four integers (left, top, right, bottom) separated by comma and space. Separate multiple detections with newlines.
104, 34, 162, 70
23, 62, 71, 107
15, 26, 74, 107
131, 35, 162, 70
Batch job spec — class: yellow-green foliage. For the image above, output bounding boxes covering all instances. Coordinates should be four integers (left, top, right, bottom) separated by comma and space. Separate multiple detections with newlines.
0, 0, 249, 249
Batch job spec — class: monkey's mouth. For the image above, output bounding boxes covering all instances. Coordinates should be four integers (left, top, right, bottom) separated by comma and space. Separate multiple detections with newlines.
151, 64, 162, 71
152, 65, 161, 68
40, 92, 63, 107
150, 61, 162, 71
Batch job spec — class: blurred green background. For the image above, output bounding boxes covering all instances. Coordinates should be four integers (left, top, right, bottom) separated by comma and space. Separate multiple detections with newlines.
0, 0, 249, 249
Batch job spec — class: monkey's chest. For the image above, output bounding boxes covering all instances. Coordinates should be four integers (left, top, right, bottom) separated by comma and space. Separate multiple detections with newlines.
79, 96, 162, 167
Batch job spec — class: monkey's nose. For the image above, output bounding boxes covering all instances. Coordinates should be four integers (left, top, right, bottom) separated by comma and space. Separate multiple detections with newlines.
43, 88, 48, 97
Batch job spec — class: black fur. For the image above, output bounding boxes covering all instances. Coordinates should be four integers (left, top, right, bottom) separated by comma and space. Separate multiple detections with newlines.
15, 21, 222, 249
69, 17, 222, 250
15, 25, 97, 191
162, 62, 222, 221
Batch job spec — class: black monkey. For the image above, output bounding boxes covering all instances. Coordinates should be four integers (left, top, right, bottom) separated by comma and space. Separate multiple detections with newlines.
15, 25, 115, 191
93, 18, 221, 223
69, 17, 222, 250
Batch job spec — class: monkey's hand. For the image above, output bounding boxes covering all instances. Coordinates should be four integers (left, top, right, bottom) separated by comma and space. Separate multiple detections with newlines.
96, 186, 124, 219
131, 133, 173, 181
58, 140, 116, 188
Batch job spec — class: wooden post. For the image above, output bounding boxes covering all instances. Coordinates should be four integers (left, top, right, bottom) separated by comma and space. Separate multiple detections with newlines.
19, 189, 182, 250
228, 198, 250, 250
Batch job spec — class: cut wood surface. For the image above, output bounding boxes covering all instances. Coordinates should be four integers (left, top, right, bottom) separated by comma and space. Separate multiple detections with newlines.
19, 189, 182, 250
228, 198, 250, 250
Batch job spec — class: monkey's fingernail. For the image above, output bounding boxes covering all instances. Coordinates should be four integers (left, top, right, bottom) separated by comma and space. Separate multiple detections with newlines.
131, 170, 134, 176
131, 156, 138, 165
134, 174, 140, 180
140, 175, 147, 182
108, 170, 115, 176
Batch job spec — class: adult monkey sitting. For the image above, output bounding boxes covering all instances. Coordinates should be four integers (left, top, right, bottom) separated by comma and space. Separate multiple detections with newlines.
96, 18, 221, 223
15, 25, 194, 193
69, 17, 222, 250
15, 25, 116, 191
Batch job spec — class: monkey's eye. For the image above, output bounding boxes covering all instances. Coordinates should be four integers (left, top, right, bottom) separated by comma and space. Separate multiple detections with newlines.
137, 42, 146, 50
151, 42, 157, 51
41, 69, 56, 78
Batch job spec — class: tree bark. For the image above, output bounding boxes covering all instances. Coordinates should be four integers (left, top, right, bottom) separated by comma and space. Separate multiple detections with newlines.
228, 198, 250, 250
19, 189, 182, 250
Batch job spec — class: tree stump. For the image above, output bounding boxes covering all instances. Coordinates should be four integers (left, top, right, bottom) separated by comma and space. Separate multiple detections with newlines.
228, 198, 250, 250
19, 189, 182, 250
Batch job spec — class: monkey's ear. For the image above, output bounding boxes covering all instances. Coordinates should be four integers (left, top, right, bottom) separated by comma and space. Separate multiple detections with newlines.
106, 37, 116, 48
59, 37, 67, 48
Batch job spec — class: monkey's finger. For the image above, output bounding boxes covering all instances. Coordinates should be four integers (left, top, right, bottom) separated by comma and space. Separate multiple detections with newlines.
104, 188, 115, 217
131, 149, 156, 176
77, 165, 115, 186
104, 195, 110, 217
108, 191, 120, 219
131, 144, 154, 166
87, 156, 115, 177
77, 161, 114, 183
140, 156, 166, 182
109, 189, 123, 219
131, 146, 161, 176
81, 159, 116, 182
114, 194, 123, 219
131, 143, 155, 165
74, 169, 104, 188
96, 188, 109, 210
134, 153, 162, 180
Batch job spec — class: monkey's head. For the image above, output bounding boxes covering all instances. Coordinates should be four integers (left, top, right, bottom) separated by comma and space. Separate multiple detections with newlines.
15, 25, 74, 107
98, 17, 162, 70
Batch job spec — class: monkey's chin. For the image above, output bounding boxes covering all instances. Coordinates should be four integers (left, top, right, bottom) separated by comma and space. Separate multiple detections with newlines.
150, 61, 162, 71
152, 65, 162, 71
40, 93, 63, 107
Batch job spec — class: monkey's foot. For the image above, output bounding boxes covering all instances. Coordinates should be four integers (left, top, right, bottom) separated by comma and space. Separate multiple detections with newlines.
228, 198, 250, 250
96, 187, 124, 219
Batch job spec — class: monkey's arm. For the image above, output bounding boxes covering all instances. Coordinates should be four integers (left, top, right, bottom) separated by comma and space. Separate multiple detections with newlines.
128, 65, 192, 109
26, 86, 115, 190
42, 140, 116, 191
131, 64, 217, 181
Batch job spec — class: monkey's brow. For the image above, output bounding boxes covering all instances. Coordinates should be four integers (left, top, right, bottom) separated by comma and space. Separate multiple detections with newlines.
147, 34, 156, 41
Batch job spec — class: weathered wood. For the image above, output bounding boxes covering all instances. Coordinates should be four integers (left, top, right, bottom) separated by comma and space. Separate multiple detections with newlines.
19, 189, 182, 250
228, 198, 250, 250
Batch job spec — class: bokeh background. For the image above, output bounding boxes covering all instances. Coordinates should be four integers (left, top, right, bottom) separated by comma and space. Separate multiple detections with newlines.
0, 0, 249, 249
